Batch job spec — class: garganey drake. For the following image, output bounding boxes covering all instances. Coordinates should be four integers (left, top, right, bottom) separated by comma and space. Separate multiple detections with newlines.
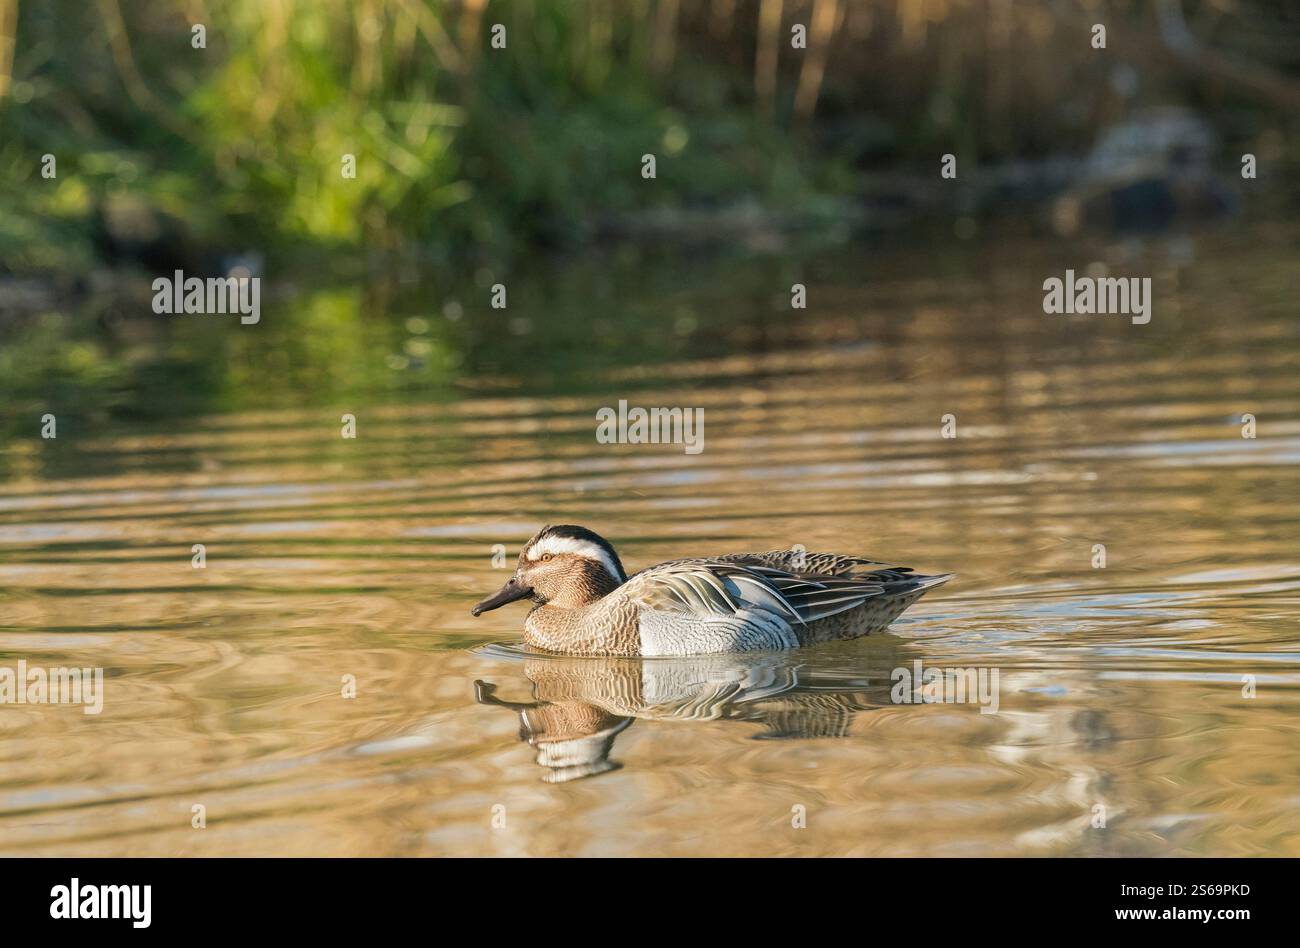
471, 525, 950, 656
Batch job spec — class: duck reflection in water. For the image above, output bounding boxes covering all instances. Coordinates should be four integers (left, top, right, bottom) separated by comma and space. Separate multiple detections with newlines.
474, 636, 916, 783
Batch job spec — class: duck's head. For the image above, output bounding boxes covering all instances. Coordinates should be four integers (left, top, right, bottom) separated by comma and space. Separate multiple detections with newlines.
471, 524, 627, 616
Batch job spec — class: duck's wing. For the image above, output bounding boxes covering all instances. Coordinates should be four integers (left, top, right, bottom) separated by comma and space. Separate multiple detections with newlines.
623, 560, 891, 625
708, 549, 917, 578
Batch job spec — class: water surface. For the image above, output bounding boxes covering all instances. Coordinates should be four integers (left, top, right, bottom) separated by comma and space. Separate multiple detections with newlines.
2, 222, 1298, 856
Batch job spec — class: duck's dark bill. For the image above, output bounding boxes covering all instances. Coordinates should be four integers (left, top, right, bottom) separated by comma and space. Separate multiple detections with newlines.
471, 578, 533, 616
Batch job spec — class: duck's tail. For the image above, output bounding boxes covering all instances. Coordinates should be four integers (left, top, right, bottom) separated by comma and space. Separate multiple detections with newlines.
907, 572, 954, 592
798, 571, 951, 644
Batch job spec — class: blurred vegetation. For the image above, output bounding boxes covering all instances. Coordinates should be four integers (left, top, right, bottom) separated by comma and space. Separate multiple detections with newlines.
0, 0, 847, 274
3, 0, 1298, 273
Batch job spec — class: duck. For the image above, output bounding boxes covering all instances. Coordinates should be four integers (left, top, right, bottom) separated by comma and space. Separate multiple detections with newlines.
471, 524, 950, 656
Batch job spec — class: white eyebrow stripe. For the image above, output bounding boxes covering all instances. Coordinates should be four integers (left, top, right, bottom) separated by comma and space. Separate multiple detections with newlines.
527, 536, 624, 581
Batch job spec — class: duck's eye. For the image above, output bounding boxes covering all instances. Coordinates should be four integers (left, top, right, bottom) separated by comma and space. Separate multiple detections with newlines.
542, 553, 553, 561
